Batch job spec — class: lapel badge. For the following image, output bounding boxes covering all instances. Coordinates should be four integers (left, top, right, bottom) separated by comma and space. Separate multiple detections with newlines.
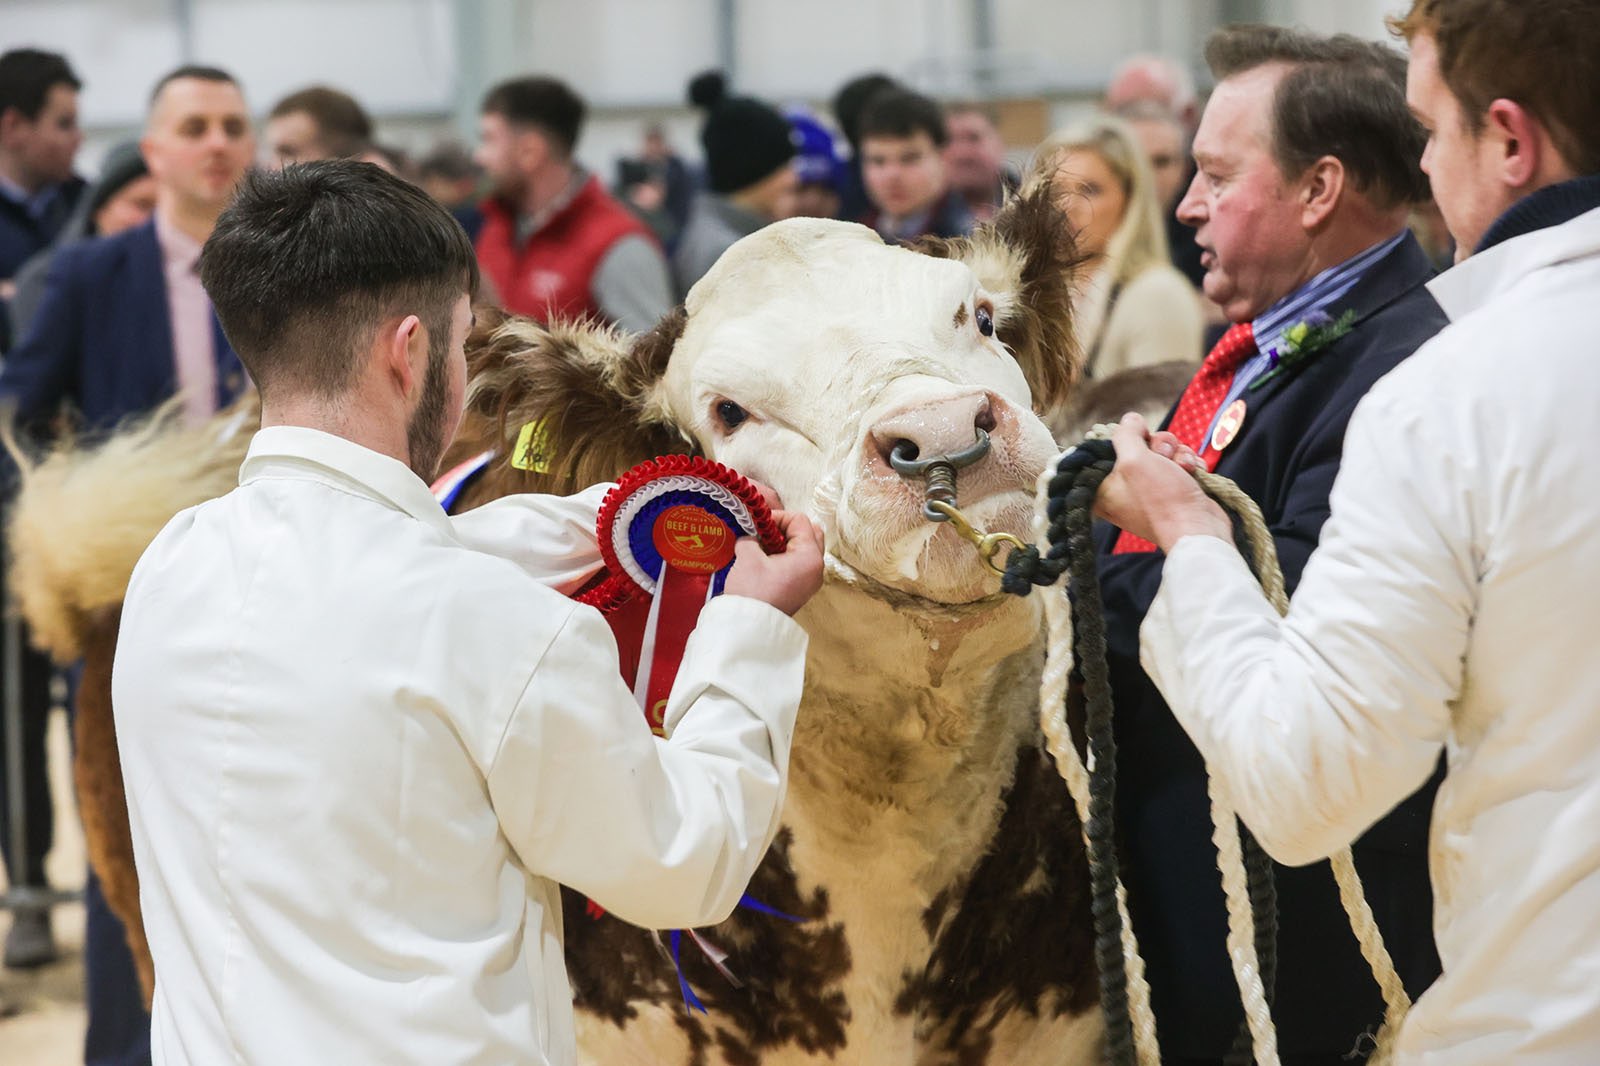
1209, 398, 1248, 454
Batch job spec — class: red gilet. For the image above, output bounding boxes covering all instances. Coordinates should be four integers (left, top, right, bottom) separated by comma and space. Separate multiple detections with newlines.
474, 176, 653, 324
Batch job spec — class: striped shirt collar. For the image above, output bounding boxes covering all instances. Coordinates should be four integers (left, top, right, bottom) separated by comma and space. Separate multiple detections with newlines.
1252, 229, 1407, 359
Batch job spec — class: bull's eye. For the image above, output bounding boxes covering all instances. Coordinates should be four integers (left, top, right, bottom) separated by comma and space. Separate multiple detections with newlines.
715, 399, 749, 430
976, 304, 995, 337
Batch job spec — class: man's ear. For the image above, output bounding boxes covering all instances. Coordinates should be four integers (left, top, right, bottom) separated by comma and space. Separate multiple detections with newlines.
515, 127, 550, 173
1485, 98, 1553, 190
385, 314, 424, 398
1300, 155, 1346, 231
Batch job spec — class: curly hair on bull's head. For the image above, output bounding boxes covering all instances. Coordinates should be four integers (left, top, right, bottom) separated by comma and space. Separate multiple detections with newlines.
460, 307, 694, 494
916, 180, 1088, 413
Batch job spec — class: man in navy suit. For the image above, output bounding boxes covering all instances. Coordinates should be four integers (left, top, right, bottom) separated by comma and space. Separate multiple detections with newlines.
0, 48, 86, 350
0, 64, 255, 1066
1094, 27, 1446, 1064
0, 47, 86, 976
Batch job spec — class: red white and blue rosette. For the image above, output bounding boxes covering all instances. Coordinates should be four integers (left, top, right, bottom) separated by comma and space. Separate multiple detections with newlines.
570, 456, 797, 1014
576, 455, 784, 735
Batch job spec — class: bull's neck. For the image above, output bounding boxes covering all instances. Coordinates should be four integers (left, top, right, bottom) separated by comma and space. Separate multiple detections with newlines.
789, 581, 1043, 814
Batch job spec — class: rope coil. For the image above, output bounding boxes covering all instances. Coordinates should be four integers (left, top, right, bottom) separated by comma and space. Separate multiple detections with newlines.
1013, 431, 1409, 1065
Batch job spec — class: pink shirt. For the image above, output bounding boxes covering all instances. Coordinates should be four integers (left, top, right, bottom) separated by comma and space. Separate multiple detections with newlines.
153, 210, 218, 426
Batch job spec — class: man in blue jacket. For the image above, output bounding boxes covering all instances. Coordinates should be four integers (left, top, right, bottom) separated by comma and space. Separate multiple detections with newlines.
0, 45, 86, 980
1094, 26, 1446, 1064
2, 65, 254, 436
0, 48, 85, 351
0, 63, 255, 1066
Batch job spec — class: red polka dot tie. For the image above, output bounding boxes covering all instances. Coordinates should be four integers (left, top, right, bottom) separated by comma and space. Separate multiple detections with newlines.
1112, 321, 1257, 554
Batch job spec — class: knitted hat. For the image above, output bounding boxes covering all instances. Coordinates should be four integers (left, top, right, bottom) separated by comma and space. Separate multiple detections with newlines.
86, 142, 150, 222
689, 71, 796, 195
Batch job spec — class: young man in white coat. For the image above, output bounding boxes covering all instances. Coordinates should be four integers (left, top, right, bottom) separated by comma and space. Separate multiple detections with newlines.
1095, 0, 1600, 1060
111, 160, 824, 1065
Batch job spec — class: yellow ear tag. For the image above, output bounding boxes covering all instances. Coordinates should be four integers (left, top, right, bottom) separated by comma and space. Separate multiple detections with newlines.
511, 420, 553, 473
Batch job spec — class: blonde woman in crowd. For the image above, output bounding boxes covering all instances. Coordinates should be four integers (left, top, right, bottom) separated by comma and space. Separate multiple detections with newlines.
1028, 114, 1203, 437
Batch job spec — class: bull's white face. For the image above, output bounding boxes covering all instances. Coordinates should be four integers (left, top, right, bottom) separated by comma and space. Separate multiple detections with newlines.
661, 218, 1059, 605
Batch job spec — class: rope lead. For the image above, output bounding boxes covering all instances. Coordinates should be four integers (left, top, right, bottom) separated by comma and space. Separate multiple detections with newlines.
1013, 431, 1408, 1066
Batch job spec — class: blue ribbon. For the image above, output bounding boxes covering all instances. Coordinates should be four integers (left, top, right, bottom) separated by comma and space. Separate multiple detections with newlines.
737, 893, 803, 923
665, 895, 802, 1014
670, 929, 708, 1014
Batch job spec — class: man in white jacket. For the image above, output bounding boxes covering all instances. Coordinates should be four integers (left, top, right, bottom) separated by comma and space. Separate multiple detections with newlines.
1096, 0, 1600, 1061
111, 160, 823, 1065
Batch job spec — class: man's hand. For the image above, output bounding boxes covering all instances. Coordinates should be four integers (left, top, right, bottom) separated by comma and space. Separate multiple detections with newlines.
1095, 413, 1233, 550
725, 510, 825, 616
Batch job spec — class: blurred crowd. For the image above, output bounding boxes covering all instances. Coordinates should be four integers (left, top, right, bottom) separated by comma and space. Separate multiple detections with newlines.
1, 51, 1294, 375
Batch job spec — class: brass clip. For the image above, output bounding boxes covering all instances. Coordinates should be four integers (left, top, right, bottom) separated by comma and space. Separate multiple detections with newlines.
927, 500, 1027, 577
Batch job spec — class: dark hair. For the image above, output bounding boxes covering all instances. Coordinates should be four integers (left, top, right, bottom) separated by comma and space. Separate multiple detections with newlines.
831, 73, 898, 149
418, 141, 478, 182
269, 86, 374, 159
858, 88, 949, 149
199, 161, 479, 399
1391, 0, 1600, 176
0, 49, 81, 121
1205, 24, 1429, 210
945, 101, 1001, 128
148, 65, 239, 108
481, 76, 585, 157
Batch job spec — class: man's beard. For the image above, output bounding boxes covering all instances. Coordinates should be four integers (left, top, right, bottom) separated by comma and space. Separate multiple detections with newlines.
406, 334, 451, 482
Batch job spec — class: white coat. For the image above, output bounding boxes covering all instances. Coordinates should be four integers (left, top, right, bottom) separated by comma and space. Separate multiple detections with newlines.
1142, 206, 1600, 1062
113, 426, 807, 1065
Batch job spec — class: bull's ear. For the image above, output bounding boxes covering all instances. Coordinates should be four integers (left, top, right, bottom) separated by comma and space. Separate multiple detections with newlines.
463, 306, 692, 487
916, 183, 1086, 411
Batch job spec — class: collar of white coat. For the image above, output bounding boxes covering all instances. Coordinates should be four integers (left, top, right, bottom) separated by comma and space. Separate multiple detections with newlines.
240, 425, 456, 539
1428, 204, 1600, 322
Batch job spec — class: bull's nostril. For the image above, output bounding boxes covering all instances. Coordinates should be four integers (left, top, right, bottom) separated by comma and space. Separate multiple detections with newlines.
890, 439, 920, 464
975, 405, 997, 434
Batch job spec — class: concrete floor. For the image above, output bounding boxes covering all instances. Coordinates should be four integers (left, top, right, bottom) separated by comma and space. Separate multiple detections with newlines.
0, 708, 90, 1064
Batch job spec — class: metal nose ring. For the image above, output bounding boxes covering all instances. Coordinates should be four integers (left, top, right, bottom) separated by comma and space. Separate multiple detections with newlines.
888, 429, 992, 521
887, 428, 992, 476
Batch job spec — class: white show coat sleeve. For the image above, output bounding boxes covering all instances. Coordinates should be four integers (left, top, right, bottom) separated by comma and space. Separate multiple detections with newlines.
450, 482, 612, 593
1140, 384, 1470, 866
487, 594, 806, 931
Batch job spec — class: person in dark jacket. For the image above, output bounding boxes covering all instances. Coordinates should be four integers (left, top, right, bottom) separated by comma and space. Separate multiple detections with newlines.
8, 142, 155, 340
829, 72, 898, 223
0, 48, 86, 351
856, 88, 972, 242
0, 44, 88, 980
672, 71, 796, 298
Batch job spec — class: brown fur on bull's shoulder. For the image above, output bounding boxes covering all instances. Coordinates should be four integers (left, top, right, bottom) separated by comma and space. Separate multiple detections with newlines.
917, 182, 1088, 413
458, 306, 694, 497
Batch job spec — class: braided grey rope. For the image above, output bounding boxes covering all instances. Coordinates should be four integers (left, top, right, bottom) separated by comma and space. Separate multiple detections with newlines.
1023, 430, 1409, 1065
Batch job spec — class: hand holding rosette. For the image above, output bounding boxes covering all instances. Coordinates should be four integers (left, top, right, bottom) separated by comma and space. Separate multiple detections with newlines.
574, 455, 821, 735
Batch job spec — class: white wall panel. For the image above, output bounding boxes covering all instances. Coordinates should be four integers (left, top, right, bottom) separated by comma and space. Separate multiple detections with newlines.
192, 0, 456, 114
0, 0, 1417, 179
2, 0, 184, 126
514, 0, 719, 106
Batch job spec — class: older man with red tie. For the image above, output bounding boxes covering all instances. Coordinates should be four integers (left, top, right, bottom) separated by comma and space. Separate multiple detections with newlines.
1092, 25, 1448, 1065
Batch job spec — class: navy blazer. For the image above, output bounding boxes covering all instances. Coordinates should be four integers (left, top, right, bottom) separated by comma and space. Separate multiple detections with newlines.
1095, 233, 1448, 1057
0, 218, 245, 436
